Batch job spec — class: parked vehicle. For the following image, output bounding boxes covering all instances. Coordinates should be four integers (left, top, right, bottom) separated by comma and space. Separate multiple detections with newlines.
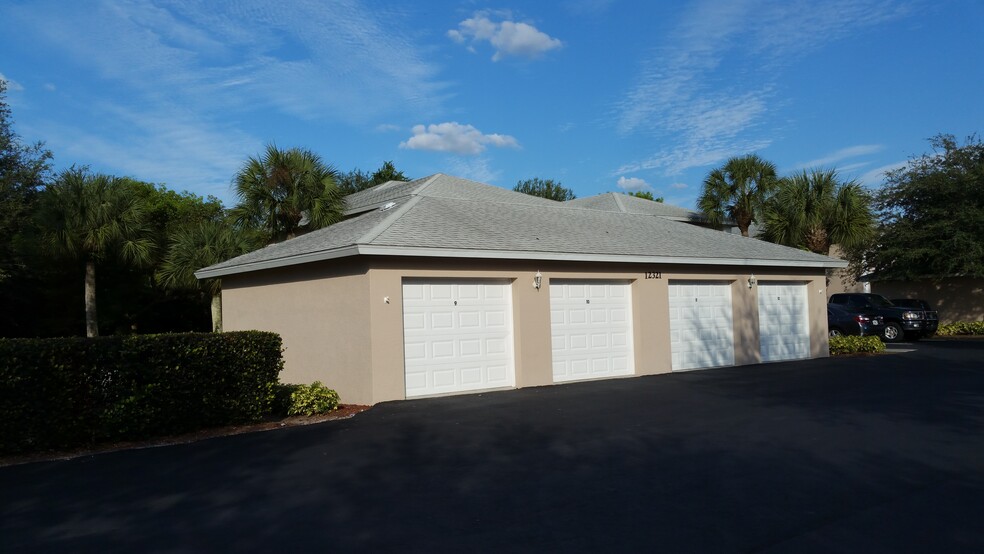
828, 293, 928, 343
891, 298, 939, 337
827, 303, 885, 337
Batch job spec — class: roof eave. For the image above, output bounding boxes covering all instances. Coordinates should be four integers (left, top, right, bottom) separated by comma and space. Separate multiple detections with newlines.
196, 244, 846, 278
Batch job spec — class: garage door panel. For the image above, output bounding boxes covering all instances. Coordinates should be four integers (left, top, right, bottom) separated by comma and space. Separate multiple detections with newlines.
486, 337, 506, 355
429, 284, 453, 300
570, 334, 588, 349
459, 311, 481, 328
403, 281, 515, 398
669, 281, 735, 371
459, 339, 481, 357
484, 311, 506, 327
404, 313, 425, 331
432, 340, 454, 358
431, 312, 453, 329
551, 280, 634, 383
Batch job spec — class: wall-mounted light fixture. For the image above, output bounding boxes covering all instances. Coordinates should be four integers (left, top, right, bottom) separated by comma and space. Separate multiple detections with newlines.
747, 274, 757, 288
533, 270, 543, 290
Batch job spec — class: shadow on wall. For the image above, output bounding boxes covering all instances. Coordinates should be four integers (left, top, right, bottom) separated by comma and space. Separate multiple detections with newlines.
735, 312, 761, 364
873, 278, 984, 325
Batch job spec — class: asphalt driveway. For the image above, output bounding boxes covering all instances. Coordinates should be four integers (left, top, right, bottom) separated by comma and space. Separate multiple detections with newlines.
3, 340, 984, 553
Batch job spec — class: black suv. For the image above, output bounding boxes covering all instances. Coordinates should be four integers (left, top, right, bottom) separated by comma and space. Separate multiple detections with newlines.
828, 293, 928, 342
891, 298, 939, 337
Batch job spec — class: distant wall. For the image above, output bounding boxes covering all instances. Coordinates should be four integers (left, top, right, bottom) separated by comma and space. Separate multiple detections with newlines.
872, 278, 984, 324
825, 245, 866, 295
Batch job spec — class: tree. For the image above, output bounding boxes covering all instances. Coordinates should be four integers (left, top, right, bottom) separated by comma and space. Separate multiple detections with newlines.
849, 134, 984, 281
232, 144, 343, 242
513, 177, 576, 201
760, 169, 873, 256
0, 80, 53, 282
37, 168, 154, 337
624, 191, 664, 202
698, 154, 778, 237
158, 219, 260, 332
338, 160, 410, 196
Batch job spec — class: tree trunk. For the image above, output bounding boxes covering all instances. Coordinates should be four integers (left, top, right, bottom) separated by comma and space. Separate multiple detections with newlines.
84, 259, 98, 337
211, 291, 222, 333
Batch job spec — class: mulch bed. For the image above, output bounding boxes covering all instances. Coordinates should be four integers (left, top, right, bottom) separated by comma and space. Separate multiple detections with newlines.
0, 404, 371, 468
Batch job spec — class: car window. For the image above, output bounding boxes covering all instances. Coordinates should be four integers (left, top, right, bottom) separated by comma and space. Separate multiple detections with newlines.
868, 295, 894, 308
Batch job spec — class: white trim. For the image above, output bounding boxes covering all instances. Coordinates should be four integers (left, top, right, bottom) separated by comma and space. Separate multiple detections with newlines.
194, 245, 361, 279
197, 243, 845, 279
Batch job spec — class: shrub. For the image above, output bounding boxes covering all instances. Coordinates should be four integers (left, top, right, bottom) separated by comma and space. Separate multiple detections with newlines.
287, 381, 340, 416
829, 335, 886, 355
936, 321, 984, 336
270, 383, 303, 416
0, 331, 284, 454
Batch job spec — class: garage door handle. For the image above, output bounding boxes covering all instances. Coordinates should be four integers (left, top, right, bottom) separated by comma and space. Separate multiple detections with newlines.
453, 301, 457, 306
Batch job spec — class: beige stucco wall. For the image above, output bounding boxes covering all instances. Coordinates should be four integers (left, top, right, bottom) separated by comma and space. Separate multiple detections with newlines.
825, 245, 866, 295
222, 256, 830, 405
872, 278, 984, 324
221, 258, 374, 403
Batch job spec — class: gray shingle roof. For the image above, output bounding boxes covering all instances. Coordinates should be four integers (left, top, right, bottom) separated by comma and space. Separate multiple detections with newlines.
567, 192, 700, 220
198, 173, 844, 278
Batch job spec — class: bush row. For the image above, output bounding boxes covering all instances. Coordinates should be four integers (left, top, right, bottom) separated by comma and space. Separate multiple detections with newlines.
829, 335, 886, 355
0, 331, 284, 454
936, 321, 984, 336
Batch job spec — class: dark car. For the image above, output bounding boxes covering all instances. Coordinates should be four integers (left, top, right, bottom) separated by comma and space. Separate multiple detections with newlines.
891, 298, 939, 337
828, 293, 927, 343
827, 303, 885, 338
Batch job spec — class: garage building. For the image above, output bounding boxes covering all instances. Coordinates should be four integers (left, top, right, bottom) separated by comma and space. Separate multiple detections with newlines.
197, 174, 845, 405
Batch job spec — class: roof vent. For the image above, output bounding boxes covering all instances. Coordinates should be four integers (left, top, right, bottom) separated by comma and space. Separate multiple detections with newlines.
380, 201, 397, 211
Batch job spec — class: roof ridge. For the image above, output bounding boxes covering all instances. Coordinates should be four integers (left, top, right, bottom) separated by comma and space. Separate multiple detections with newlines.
611, 192, 628, 213
412, 173, 442, 196
355, 195, 424, 245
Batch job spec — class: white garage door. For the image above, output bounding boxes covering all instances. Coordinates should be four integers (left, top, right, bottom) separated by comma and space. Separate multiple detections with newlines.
758, 282, 811, 362
668, 281, 735, 370
550, 281, 634, 383
402, 280, 515, 398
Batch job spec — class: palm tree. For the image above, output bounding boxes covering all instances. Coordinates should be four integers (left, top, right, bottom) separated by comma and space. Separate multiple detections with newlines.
38, 167, 154, 337
698, 154, 779, 236
158, 220, 259, 332
232, 144, 343, 242
761, 168, 874, 255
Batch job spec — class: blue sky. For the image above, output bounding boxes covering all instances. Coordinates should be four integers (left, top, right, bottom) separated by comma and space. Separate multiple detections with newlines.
1, 0, 981, 208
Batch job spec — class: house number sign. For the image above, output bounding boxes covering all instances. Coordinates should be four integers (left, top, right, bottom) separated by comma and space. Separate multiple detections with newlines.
644, 271, 662, 279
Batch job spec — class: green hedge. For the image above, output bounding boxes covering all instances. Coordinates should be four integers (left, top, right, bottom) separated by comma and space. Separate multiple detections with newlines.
0, 331, 284, 454
936, 321, 984, 336
829, 335, 886, 355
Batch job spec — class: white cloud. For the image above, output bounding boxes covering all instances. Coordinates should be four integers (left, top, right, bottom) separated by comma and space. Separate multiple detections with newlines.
0, 73, 24, 91
400, 122, 519, 155
7, 1, 448, 124
42, 83, 56, 91
444, 156, 500, 183
375, 123, 402, 133
37, 101, 259, 204
795, 144, 884, 169
859, 161, 907, 188
616, 176, 654, 193
669, 182, 689, 189
1, 0, 455, 200
448, 12, 562, 61
614, 0, 910, 177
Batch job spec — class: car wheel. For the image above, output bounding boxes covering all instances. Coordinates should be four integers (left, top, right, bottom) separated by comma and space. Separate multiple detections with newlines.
882, 322, 903, 343
829, 328, 843, 338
